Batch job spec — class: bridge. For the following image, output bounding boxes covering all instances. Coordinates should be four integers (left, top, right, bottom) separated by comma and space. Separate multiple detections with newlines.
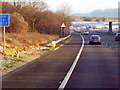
72, 17, 118, 22
71, 17, 119, 33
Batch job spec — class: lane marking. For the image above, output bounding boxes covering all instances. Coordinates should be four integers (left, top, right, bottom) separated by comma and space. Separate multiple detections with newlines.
58, 35, 85, 90
54, 47, 60, 51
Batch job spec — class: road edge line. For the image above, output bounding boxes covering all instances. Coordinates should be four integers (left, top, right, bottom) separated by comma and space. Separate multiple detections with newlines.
58, 35, 85, 90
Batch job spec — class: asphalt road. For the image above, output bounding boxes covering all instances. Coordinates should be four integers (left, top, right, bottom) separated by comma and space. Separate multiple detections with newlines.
2, 31, 119, 89
65, 31, 119, 88
2, 34, 83, 88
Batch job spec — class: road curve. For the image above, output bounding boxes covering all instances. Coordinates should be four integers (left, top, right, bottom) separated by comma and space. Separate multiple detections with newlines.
65, 33, 118, 88
2, 34, 83, 88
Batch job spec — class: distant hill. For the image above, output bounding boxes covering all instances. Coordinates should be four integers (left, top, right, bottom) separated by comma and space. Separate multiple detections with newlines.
71, 8, 118, 18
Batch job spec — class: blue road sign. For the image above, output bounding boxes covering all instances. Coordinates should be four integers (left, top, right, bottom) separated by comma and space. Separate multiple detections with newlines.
0, 14, 10, 27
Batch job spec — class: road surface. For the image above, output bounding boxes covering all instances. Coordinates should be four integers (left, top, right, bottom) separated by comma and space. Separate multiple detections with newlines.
2, 34, 82, 88
2, 31, 119, 89
65, 32, 118, 88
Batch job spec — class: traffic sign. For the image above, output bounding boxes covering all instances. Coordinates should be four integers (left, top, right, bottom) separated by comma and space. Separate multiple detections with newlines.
60, 23, 66, 28
0, 14, 10, 55
0, 14, 10, 27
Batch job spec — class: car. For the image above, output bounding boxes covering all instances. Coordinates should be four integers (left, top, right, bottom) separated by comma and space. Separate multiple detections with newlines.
74, 30, 81, 33
115, 33, 120, 41
84, 31, 89, 35
89, 35, 101, 44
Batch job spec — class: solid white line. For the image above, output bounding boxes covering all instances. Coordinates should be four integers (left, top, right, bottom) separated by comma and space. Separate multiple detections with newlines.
58, 35, 85, 90
54, 47, 60, 51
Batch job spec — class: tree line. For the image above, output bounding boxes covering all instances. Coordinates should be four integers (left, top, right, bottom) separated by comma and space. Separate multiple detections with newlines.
1, 0, 72, 36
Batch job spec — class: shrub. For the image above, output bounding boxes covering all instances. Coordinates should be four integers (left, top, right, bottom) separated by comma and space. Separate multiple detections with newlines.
6, 12, 29, 33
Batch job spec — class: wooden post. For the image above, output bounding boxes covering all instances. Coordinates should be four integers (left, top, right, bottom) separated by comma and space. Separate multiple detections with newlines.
17, 48, 20, 58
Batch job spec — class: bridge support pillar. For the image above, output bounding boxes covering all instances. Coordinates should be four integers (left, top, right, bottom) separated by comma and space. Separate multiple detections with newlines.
109, 22, 112, 33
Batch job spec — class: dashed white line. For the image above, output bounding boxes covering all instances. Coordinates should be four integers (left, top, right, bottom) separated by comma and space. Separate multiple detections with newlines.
58, 35, 85, 90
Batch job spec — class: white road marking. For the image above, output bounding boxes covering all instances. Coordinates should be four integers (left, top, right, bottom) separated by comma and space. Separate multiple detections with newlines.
54, 47, 60, 51
58, 35, 85, 90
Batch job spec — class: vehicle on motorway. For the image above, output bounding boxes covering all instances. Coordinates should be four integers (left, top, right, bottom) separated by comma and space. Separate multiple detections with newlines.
89, 35, 101, 44
74, 30, 81, 33
83, 31, 89, 35
115, 33, 120, 41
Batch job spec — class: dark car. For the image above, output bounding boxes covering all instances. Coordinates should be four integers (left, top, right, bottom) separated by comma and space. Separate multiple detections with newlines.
89, 35, 101, 44
115, 33, 120, 41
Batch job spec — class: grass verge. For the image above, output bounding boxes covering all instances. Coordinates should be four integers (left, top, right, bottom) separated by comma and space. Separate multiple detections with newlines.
1, 36, 72, 71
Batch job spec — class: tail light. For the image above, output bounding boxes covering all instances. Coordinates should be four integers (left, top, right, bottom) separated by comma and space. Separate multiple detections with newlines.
98, 38, 101, 40
90, 38, 93, 40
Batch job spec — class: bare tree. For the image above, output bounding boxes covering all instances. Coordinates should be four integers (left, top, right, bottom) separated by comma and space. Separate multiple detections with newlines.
56, 2, 72, 16
0, 1, 2, 13
55, 2, 72, 36
27, 0, 47, 11
12, 0, 21, 7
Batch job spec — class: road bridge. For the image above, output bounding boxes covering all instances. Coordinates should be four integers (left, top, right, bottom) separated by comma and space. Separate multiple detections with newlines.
72, 17, 119, 33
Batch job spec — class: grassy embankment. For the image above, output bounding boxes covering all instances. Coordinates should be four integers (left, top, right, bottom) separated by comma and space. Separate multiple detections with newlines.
1, 1, 72, 71
1, 32, 58, 70
1, 33, 72, 70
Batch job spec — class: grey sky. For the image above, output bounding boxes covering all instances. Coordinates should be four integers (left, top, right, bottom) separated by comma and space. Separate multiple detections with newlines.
45, 0, 119, 14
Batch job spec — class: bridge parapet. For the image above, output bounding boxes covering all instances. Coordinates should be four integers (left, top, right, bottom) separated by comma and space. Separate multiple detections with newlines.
72, 17, 118, 22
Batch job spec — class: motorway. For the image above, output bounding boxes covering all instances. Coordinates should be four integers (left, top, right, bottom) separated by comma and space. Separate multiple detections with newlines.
66, 32, 119, 88
2, 30, 119, 89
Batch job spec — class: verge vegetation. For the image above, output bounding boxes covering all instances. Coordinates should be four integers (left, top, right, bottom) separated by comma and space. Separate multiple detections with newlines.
0, 0, 72, 71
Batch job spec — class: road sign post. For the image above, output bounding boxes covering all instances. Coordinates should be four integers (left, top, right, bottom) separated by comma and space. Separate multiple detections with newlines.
60, 28, 62, 38
0, 14, 10, 55
60, 23, 66, 38
3, 26, 6, 54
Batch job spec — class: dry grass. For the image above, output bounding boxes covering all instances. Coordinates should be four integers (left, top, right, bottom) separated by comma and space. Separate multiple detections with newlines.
5, 32, 58, 52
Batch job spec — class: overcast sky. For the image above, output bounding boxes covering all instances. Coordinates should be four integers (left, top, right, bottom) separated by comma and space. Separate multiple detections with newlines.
45, 0, 119, 14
